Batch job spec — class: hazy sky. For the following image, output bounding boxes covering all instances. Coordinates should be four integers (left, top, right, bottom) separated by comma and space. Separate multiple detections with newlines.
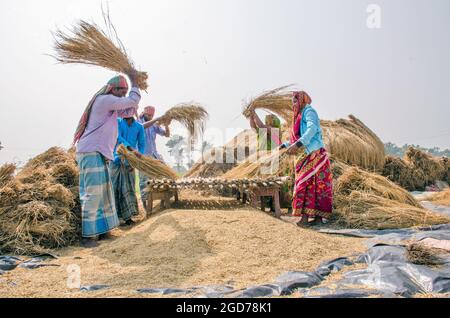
1, 0, 449, 165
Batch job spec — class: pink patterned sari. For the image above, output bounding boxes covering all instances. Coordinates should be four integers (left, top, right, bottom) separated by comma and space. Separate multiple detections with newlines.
291, 113, 333, 219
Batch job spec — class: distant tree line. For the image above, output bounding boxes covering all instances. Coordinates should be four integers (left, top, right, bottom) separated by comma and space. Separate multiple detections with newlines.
385, 142, 450, 158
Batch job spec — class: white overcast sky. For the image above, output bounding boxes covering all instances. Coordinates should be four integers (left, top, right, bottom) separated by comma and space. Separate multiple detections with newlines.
0, 0, 449, 165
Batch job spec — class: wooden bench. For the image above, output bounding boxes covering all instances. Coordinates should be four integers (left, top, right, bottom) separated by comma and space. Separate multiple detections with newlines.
145, 189, 179, 215
237, 186, 281, 218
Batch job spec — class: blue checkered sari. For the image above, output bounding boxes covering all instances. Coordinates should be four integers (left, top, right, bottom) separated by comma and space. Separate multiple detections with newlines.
76, 152, 119, 237
110, 161, 139, 221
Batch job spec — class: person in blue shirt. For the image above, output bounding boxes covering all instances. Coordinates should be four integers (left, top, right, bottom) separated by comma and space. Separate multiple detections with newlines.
280, 91, 332, 226
137, 106, 171, 208
110, 116, 146, 226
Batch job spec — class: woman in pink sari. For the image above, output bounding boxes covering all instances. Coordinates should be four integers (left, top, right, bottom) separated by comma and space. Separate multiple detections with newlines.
280, 91, 333, 226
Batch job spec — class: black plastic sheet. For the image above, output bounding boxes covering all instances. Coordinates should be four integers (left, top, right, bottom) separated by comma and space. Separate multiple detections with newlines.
334, 244, 450, 297
80, 285, 110, 292
0, 256, 22, 271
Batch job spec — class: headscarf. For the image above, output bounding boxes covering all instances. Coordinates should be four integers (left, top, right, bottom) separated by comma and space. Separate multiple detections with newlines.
291, 91, 312, 144
73, 75, 129, 145
140, 106, 156, 119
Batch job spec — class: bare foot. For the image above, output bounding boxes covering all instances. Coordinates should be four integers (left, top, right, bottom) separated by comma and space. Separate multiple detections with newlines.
98, 232, 114, 241
81, 238, 99, 248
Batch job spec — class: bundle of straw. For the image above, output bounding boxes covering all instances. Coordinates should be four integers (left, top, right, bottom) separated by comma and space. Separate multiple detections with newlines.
0, 147, 80, 255
159, 103, 209, 142
321, 115, 385, 172
52, 10, 148, 90
333, 164, 450, 229
429, 189, 450, 206
243, 85, 294, 123
382, 147, 447, 191
406, 243, 444, 266
221, 148, 291, 180
117, 145, 178, 180
0, 163, 15, 188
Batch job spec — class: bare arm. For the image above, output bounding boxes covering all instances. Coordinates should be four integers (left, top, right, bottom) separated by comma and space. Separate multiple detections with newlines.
142, 116, 164, 129
101, 87, 141, 113
250, 110, 267, 129
164, 124, 170, 137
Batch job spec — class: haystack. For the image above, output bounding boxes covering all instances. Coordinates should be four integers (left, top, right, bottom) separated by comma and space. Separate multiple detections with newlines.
52, 10, 148, 90
382, 147, 448, 191
0, 147, 80, 255
333, 164, 450, 229
320, 116, 385, 171
405, 147, 447, 185
382, 156, 419, 191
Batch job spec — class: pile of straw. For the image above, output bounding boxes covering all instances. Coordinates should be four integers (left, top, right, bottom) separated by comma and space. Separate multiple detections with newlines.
429, 189, 450, 206
382, 147, 448, 191
0, 163, 15, 188
333, 164, 450, 229
321, 115, 385, 172
159, 103, 208, 142
242, 85, 294, 123
52, 10, 148, 90
406, 243, 444, 266
405, 148, 447, 184
0, 147, 80, 255
117, 145, 178, 180
382, 156, 419, 191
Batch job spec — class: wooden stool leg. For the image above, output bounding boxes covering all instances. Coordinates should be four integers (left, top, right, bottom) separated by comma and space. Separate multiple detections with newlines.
165, 192, 171, 209
147, 193, 153, 215
174, 191, 179, 203
274, 191, 281, 218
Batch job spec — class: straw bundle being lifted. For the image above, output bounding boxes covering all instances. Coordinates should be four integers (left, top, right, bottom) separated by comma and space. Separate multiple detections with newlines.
333, 164, 450, 229
242, 85, 294, 123
52, 10, 148, 90
0, 147, 80, 255
0, 163, 15, 188
117, 144, 178, 180
159, 103, 209, 143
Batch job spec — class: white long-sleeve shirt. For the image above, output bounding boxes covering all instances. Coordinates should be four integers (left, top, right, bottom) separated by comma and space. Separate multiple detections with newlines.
76, 87, 141, 160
